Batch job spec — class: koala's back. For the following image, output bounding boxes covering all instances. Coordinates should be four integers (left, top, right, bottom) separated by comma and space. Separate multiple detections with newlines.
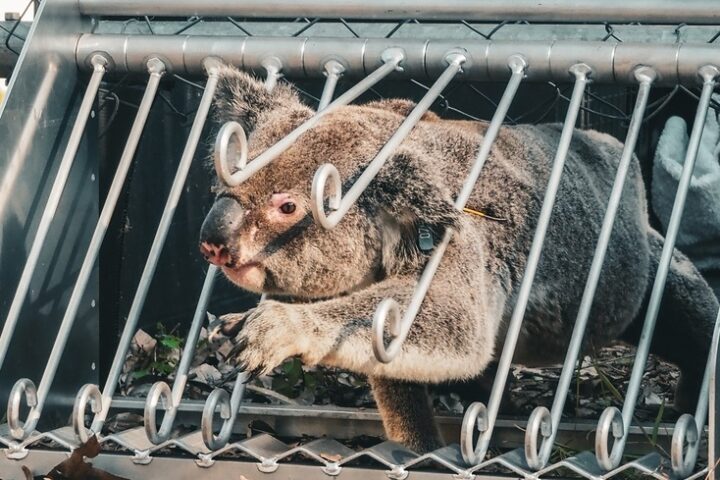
415, 120, 651, 363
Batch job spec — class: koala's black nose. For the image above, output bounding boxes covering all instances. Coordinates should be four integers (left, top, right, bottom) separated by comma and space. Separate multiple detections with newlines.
200, 196, 244, 262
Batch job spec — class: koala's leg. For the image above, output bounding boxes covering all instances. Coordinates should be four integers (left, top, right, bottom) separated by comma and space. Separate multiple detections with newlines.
369, 376, 443, 453
432, 362, 517, 414
621, 229, 719, 412
226, 273, 496, 382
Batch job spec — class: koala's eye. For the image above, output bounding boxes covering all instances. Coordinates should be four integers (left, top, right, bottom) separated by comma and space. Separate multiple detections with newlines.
279, 202, 296, 214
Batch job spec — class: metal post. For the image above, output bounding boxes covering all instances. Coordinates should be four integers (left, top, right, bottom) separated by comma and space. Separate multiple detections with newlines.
372, 54, 527, 363
310, 51, 467, 229
461, 63, 592, 466
318, 60, 345, 111
2, 54, 107, 441
595, 64, 720, 471
522, 66, 655, 471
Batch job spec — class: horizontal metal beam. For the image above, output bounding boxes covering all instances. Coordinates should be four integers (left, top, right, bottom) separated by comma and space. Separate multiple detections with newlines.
77, 34, 718, 86
0, 449, 519, 480
77, 0, 720, 24
110, 398, 679, 455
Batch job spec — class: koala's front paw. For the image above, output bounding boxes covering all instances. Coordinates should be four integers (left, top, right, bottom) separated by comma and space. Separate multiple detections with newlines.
229, 301, 305, 377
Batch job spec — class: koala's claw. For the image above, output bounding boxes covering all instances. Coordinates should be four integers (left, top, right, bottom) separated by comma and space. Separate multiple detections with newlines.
247, 366, 265, 383
226, 301, 303, 378
236, 359, 249, 373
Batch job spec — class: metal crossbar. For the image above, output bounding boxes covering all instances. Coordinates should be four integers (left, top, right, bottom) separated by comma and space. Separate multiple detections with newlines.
75, 34, 719, 86
75, 0, 720, 24
0, 1, 719, 479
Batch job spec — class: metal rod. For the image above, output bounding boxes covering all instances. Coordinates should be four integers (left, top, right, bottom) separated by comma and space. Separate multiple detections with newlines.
77, 0, 720, 24
523, 66, 655, 471
318, 60, 345, 111
213, 48, 405, 187
70, 57, 166, 442
310, 52, 466, 229
461, 63, 592, 466
144, 268, 217, 444
202, 70, 344, 450
262, 57, 283, 92
144, 69, 288, 445
0, 53, 107, 400
671, 307, 720, 476
82, 57, 224, 435
2, 55, 108, 441
372, 54, 526, 363
595, 64, 720, 471
8, 57, 163, 443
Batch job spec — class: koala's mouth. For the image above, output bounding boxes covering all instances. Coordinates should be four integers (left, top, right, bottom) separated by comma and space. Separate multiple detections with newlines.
221, 261, 265, 291
223, 260, 261, 275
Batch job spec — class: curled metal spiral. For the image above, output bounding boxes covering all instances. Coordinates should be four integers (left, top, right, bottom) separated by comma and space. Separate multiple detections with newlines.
595, 406, 624, 471
7, 378, 38, 440
144, 381, 176, 444
213, 120, 249, 188
309, 51, 465, 230
524, 406, 552, 469
212, 48, 405, 188
460, 401, 488, 465
371, 298, 404, 363
72, 383, 103, 443
310, 162, 342, 230
671, 413, 700, 477
201, 371, 248, 450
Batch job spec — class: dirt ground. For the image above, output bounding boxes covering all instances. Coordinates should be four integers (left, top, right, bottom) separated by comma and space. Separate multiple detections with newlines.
121, 325, 684, 425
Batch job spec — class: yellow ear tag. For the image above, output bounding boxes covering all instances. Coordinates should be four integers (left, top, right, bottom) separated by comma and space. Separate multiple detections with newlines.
463, 207, 507, 222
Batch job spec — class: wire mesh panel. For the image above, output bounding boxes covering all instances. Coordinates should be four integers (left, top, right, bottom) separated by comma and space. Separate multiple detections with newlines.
0, 1, 719, 479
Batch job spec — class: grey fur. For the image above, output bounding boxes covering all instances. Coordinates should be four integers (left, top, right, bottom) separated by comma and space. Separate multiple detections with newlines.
200, 66, 719, 452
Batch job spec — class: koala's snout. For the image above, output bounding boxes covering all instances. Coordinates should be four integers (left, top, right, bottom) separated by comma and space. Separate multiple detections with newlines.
200, 196, 245, 266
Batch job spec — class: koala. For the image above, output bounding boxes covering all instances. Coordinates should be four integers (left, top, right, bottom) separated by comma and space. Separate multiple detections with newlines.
199, 66, 719, 453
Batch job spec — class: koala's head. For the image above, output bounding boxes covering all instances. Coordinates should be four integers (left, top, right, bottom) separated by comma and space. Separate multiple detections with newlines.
200, 66, 459, 300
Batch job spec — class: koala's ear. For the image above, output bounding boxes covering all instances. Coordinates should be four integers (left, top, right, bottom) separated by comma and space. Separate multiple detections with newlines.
367, 149, 459, 260
212, 65, 301, 131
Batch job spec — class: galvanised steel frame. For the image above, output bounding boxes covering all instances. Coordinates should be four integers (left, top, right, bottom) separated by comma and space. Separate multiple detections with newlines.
0, 1, 719, 479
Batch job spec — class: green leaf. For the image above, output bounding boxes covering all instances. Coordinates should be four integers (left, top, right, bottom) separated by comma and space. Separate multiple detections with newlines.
651, 399, 665, 446
303, 371, 318, 392
132, 368, 150, 379
272, 377, 295, 398
151, 360, 175, 375
159, 335, 182, 349
282, 358, 302, 386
